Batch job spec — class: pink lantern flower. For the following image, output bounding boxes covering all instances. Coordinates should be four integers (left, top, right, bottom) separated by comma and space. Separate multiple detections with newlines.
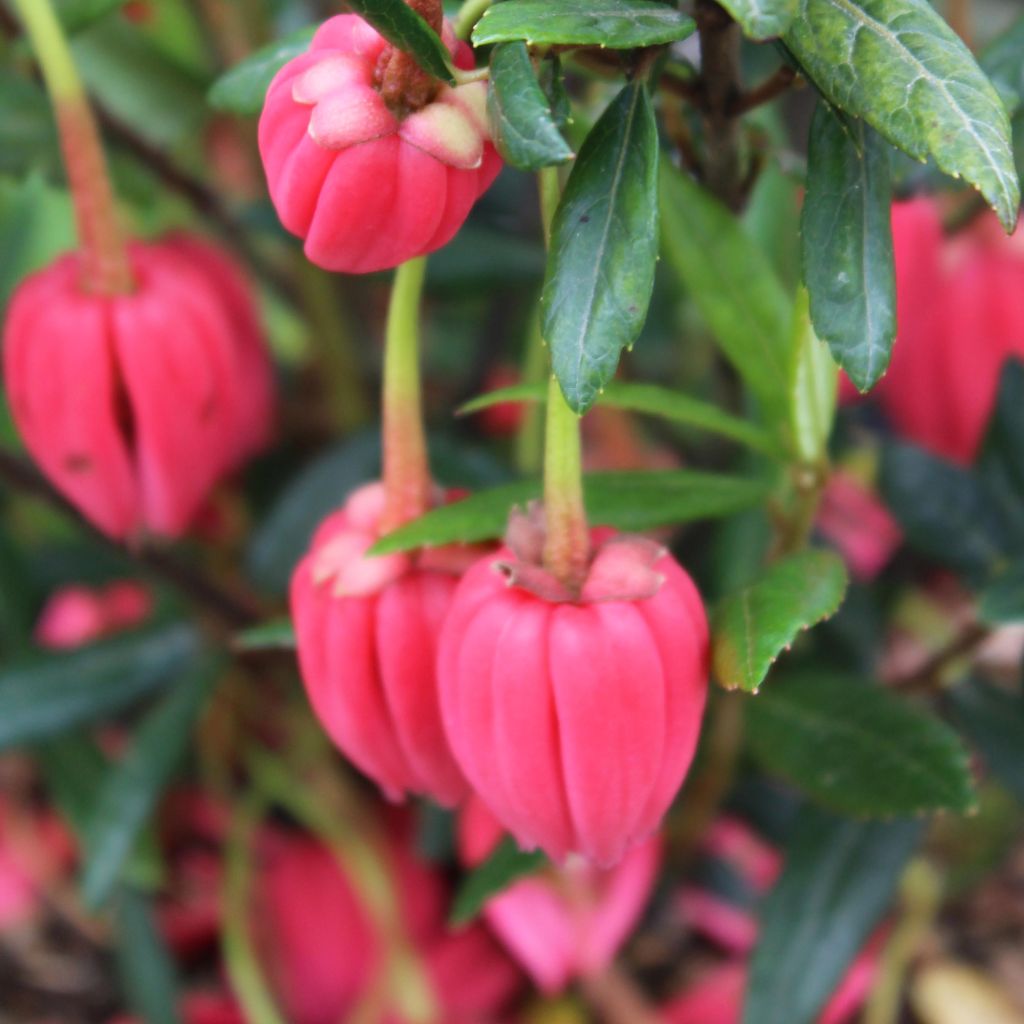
439, 510, 709, 866
3, 237, 274, 539
458, 797, 661, 993
816, 471, 902, 581
290, 481, 485, 807
258, 11, 502, 274
34, 581, 152, 649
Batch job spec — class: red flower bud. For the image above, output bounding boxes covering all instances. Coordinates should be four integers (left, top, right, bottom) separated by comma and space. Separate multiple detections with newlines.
258, 15, 502, 274
290, 482, 480, 806
3, 237, 274, 539
438, 521, 709, 866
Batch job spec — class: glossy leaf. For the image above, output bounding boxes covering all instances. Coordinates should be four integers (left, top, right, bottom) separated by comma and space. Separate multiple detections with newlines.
747, 672, 976, 815
233, 619, 298, 652
712, 550, 848, 692
542, 82, 659, 413
784, 0, 1020, 232
114, 887, 182, 1024
0, 624, 201, 751
371, 470, 772, 555
81, 660, 219, 907
208, 26, 316, 115
472, 0, 696, 48
343, 0, 454, 83
801, 104, 895, 391
950, 679, 1024, 805
716, 0, 797, 40
487, 42, 574, 171
789, 287, 839, 463
744, 807, 923, 1024
880, 443, 1009, 578
459, 379, 782, 456
451, 839, 546, 926
660, 159, 792, 427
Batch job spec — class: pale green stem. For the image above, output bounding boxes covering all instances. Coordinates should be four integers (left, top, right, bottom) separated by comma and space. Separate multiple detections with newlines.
453, 0, 493, 40
12, 0, 132, 294
382, 257, 432, 531
514, 310, 548, 476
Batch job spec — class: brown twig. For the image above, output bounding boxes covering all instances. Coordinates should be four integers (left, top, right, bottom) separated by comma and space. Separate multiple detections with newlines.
889, 622, 991, 694
0, 447, 264, 630
730, 65, 800, 115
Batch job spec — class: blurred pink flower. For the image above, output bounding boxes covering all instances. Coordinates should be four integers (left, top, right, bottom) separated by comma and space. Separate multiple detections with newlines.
35, 581, 152, 649
816, 472, 902, 581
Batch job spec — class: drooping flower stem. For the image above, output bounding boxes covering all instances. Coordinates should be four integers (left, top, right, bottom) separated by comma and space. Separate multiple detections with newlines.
536, 166, 590, 589
381, 256, 432, 532
12, 0, 132, 295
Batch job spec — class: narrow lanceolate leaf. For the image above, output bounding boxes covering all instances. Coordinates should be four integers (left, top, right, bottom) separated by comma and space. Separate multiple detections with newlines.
712, 550, 848, 692
472, 0, 696, 48
458, 380, 782, 456
716, 0, 798, 40
82, 661, 219, 908
950, 679, 1024, 806
744, 807, 923, 1024
747, 673, 976, 816
880, 443, 1009, 578
789, 287, 839, 463
660, 160, 793, 428
342, 0, 454, 83
0, 624, 201, 751
784, 0, 1020, 232
371, 470, 772, 555
542, 82, 659, 413
450, 839, 546, 926
208, 26, 316, 115
801, 104, 896, 392
113, 887, 182, 1024
487, 42, 574, 172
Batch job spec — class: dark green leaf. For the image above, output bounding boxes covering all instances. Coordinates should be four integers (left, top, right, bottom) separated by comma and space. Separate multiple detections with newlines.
372, 469, 772, 555
744, 807, 923, 1024
716, 0, 797, 40
472, 0, 696, 48
113, 887, 182, 1024
459, 379, 781, 456
0, 72, 60, 179
977, 359, 1024, 547
712, 550, 848, 692
784, 0, 1020, 232
979, 562, 1024, 624
37, 733, 107, 835
208, 26, 316, 115
802, 104, 895, 392
543, 82, 659, 413
0, 624, 201, 752
660, 159, 792, 427
233, 618, 297, 651
950, 679, 1024, 805
880, 442, 1009, 577
979, 14, 1024, 112
450, 838, 546, 926
343, 0, 454, 83
487, 42, 574, 171
747, 673, 976, 815
81, 660, 219, 907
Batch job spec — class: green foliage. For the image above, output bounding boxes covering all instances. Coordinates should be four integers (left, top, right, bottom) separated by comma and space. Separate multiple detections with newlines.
450, 839, 546, 926
371, 469, 772, 554
951, 680, 1024, 806
801, 103, 896, 392
113, 887, 183, 1024
54, 0, 127, 32
784, 0, 1020, 231
744, 807, 923, 1024
0, 624, 202, 751
233, 618, 297, 652
542, 82, 659, 413
660, 159, 793, 431
712, 550, 848, 692
716, 0, 798, 40
486, 42, 574, 172
788, 288, 838, 463
343, 0, 454, 83
472, 0, 696, 48
747, 672, 976, 815
208, 25, 316, 115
